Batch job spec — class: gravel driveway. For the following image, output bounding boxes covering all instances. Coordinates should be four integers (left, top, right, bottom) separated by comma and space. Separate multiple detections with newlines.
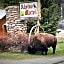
0, 56, 64, 64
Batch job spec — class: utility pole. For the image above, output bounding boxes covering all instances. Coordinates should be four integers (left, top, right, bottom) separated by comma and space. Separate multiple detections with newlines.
36, 0, 41, 34
61, 4, 63, 20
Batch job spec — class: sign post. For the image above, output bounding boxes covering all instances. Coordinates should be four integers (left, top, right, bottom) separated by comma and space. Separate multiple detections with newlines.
36, 0, 41, 34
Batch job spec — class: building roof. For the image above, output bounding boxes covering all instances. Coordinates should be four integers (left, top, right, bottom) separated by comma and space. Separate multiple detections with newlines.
0, 9, 6, 20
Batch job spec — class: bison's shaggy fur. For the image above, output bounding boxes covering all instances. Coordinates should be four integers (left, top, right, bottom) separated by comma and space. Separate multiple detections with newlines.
28, 33, 57, 55
0, 31, 29, 52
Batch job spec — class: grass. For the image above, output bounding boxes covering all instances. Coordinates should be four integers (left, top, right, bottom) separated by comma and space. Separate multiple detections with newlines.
55, 42, 64, 55
0, 42, 64, 60
48, 42, 64, 56
0, 52, 48, 60
0, 3, 4, 9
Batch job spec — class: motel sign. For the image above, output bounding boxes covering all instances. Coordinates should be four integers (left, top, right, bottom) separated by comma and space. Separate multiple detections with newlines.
20, 2, 38, 20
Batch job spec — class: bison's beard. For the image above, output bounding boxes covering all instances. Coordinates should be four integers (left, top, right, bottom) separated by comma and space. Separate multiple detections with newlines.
28, 45, 36, 54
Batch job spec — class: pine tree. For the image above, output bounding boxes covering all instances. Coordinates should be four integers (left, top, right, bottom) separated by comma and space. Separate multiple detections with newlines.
40, 0, 59, 35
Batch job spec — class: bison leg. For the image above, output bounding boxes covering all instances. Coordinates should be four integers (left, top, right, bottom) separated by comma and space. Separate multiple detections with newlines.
42, 45, 48, 55
52, 45, 56, 54
44, 48, 48, 55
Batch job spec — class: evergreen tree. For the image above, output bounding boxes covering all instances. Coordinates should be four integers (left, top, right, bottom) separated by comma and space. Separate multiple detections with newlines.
40, 0, 59, 35
1, 0, 26, 8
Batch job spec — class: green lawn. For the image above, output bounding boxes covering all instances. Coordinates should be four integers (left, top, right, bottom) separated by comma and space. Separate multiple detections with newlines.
0, 42, 64, 60
48, 42, 64, 56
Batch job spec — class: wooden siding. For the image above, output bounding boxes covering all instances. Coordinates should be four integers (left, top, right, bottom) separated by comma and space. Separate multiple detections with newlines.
0, 16, 7, 36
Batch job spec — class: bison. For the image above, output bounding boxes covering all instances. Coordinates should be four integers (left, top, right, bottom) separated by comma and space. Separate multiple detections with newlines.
28, 33, 57, 55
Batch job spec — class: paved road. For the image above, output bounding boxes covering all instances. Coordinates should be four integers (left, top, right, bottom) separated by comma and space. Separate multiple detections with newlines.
0, 56, 64, 64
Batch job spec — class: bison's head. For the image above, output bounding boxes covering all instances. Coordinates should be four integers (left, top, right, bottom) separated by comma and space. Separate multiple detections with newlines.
28, 45, 36, 54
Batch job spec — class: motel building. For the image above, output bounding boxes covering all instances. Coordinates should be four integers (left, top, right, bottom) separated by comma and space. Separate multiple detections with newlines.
0, 9, 7, 37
